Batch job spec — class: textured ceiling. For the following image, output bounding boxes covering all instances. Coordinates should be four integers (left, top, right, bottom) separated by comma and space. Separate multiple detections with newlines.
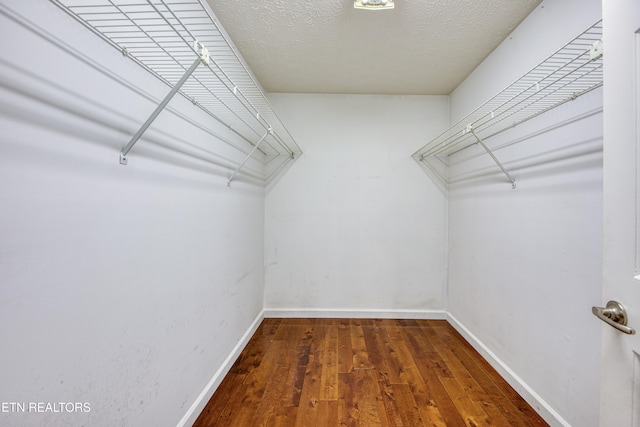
206, 0, 541, 95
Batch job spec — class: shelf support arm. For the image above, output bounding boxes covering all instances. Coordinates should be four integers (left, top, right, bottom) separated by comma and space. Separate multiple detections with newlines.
228, 127, 272, 186
469, 128, 517, 189
120, 43, 210, 165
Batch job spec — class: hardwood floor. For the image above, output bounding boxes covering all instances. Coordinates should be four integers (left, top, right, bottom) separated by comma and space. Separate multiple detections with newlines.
193, 318, 548, 427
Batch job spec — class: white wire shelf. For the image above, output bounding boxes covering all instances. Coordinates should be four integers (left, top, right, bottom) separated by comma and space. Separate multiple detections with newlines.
413, 20, 603, 188
51, 0, 302, 184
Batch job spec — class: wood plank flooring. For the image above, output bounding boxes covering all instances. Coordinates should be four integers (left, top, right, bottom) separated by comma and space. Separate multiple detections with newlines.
193, 318, 548, 427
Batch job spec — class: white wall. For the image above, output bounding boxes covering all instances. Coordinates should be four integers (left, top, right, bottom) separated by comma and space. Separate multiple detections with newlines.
0, 2, 265, 426
264, 94, 449, 316
0, 1, 608, 426
447, 1, 603, 426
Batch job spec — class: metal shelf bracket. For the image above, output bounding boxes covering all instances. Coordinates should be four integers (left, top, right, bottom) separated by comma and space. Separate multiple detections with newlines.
412, 21, 602, 190
119, 42, 209, 165
51, 0, 302, 181
467, 126, 517, 189
227, 127, 273, 186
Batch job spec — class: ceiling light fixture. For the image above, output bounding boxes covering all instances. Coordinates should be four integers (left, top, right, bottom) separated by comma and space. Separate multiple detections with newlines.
354, 0, 394, 11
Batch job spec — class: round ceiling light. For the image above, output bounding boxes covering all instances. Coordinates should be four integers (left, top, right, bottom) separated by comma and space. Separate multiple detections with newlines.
354, 0, 394, 11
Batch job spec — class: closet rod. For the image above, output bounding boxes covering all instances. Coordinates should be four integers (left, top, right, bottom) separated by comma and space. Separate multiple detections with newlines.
120, 43, 209, 165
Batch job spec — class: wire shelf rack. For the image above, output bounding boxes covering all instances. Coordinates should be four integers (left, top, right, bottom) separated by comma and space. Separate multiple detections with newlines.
51, 0, 302, 182
412, 20, 603, 187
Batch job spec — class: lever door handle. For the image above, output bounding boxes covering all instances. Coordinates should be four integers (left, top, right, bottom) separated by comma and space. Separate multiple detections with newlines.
592, 301, 636, 335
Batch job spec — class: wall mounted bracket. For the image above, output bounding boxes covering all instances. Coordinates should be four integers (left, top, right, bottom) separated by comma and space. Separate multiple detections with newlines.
411, 20, 602, 190
119, 42, 210, 165
52, 0, 302, 184
227, 127, 273, 186
467, 126, 517, 189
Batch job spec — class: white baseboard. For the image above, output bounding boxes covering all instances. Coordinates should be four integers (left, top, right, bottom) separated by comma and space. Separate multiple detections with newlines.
264, 307, 447, 319
446, 313, 569, 427
176, 310, 265, 427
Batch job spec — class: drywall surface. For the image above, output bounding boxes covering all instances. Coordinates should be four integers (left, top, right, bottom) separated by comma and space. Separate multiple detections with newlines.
0, 2, 264, 426
447, 0, 603, 426
264, 94, 449, 313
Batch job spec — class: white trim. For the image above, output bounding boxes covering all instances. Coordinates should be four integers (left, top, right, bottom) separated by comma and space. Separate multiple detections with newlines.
176, 310, 265, 427
634, 29, 640, 277
263, 307, 447, 319
446, 313, 570, 427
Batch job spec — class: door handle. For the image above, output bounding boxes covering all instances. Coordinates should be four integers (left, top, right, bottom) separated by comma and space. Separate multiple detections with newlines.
592, 301, 636, 335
